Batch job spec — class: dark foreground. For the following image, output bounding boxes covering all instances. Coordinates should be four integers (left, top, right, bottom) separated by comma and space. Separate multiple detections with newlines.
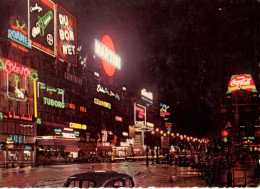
0, 160, 259, 188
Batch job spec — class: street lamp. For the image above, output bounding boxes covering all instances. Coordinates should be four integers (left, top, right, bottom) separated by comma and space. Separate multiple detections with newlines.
154, 128, 160, 163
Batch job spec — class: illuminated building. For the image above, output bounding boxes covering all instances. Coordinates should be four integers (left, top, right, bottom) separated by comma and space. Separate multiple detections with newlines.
0, 56, 37, 166
220, 74, 260, 152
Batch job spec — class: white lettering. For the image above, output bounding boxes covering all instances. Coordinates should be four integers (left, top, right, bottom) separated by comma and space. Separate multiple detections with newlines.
59, 14, 68, 26
230, 78, 251, 87
94, 39, 121, 70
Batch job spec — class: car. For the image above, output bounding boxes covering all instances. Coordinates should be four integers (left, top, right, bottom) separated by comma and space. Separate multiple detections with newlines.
63, 170, 135, 188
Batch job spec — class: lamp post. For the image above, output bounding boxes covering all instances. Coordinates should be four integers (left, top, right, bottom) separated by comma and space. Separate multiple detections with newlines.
156, 128, 160, 163
146, 124, 148, 167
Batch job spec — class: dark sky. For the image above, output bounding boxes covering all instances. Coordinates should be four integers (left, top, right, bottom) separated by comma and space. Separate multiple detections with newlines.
63, 0, 260, 137
2, 0, 260, 137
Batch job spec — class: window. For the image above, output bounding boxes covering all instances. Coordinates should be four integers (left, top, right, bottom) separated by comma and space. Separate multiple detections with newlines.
82, 181, 95, 188
7, 122, 12, 133
105, 179, 124, 188
27, 127, 31, 136
20, 125, 23, 135
0, 121, 3, 133
26, 103, 30, 116
17, 101, 20, 115
240, 131, 245, 137
112, 180, 124, 187
9, 100, 13, 112
3, 122, 8, 133
68, 180, 80, 188
15, 123, 20, 134
255, 129, 260, 137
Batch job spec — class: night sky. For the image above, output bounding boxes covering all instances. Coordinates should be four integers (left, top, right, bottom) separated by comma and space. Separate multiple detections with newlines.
2, 0, 260, 137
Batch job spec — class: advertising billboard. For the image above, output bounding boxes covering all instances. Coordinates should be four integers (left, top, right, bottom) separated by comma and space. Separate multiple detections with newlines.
227, 74, 257, 93
7, 1, 30, 52
95, 35, 121, 76
0, 57, 37, 102
29, 0, 56, 56
134, 103, 146, 126
56, 4, 77, 67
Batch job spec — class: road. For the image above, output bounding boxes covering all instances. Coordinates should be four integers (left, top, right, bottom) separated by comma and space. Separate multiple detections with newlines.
0, 161, 207, 188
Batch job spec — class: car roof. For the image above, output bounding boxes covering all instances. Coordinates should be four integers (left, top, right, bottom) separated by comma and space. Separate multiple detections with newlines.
67, 171, 133, 187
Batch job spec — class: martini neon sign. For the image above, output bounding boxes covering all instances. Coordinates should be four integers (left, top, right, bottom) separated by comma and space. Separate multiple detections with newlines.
95, 35, 121, 76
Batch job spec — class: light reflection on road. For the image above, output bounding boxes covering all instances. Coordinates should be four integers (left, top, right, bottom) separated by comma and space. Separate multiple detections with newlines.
0, 161, 207, 188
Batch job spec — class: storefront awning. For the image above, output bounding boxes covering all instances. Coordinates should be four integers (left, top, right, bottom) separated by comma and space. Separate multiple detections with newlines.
134, 124, 153, 132
64, 146, 78, 152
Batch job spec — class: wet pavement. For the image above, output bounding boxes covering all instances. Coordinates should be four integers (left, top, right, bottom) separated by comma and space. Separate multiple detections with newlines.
0, 161, 207, 188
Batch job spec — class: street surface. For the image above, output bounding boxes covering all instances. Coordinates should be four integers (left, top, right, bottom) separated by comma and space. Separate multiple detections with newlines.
0, 161, 207, 188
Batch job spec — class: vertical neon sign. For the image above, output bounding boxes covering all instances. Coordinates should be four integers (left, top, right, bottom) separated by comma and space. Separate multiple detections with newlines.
56, 4, 77, 67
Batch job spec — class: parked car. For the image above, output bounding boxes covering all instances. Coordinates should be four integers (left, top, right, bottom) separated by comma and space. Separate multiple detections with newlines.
63, 170, 135, 188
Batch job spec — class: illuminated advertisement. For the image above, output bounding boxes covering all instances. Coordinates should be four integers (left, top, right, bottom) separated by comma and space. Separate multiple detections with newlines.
141, 88, 153, 105
94, 98, 111, 109
134, 103, 146, 125
115, 116, 122, 122
160, 103, 170, 117
69, 122, 87, 130
29, 0, 56, 56
5, 112, 33, 121
227, 74, 257, 93
8, 16, 31, 52
165, 122, 172, 128
0, 57, 37, 101
38, 82, 65, 109
95, 35, 121, 76
129, 126, 135, 138
56, 4, 77, 67
97, 84, 120, 100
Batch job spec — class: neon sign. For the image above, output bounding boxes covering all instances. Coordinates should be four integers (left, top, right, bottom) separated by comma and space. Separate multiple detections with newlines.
147, 122, 154, 128
115, 116, 122, 122
8, 29, 31, 49
97, 84, 120, 100
165, 122, 172, 128
95, 35, 121, 76
141, 89, 153, 100
94, 98, 111, 109
8, 18, 31, 49
7, 135, 26, 144
43, 97, 65, 108
80, 106, 87, 112
29, 0, 56, 56
160, 103, 170, 117
6, 112, 33, 121
1, 57, 36, 101
227, 74, 257, 93
134, 103, 146, 125
69, 122, 87, 130
4, 60, 31, 77
38, 82, 65, 109
57, 4, 77, 67
68, 103, 75, 110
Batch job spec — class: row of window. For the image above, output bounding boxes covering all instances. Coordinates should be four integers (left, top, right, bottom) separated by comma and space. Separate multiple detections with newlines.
0, 121, 35, 136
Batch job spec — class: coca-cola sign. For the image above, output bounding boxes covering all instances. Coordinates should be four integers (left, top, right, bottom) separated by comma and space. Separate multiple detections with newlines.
227, 74, 257, 93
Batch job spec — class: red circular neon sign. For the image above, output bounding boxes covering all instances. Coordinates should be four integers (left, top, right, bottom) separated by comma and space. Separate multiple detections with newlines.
101, 35, 116, 77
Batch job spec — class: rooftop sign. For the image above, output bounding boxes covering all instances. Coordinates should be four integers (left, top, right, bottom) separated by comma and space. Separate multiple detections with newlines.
95, 35, 121, 76
227, 74, 257, 93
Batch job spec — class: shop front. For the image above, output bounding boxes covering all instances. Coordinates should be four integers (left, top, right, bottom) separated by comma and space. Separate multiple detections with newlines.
96, 142, 113, 162
36, 136, 79, 164
0, 132, 36, 167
